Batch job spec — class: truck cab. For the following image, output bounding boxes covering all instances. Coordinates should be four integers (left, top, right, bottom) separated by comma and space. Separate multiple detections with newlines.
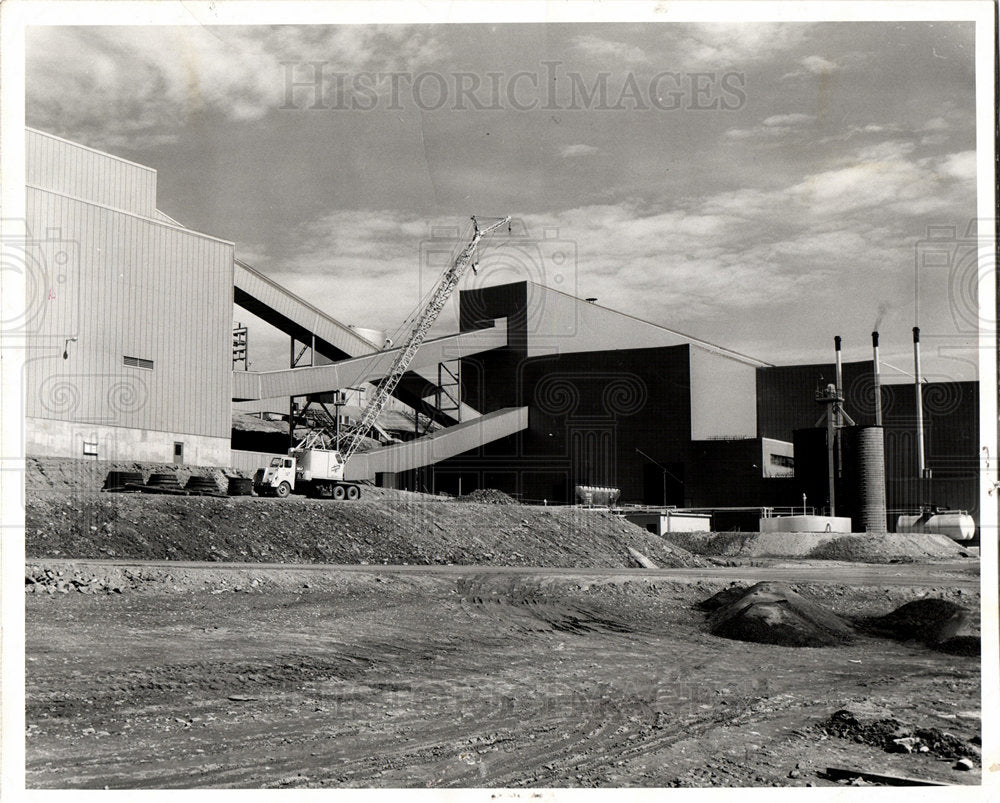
257, 455, 298, 497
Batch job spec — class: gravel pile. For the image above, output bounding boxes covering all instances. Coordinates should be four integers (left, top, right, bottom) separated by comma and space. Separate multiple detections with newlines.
26, 492, 709, 569
702, 582, 855, 648
819, 709, 980, 760
458, 489, 518, 505
662, 530, 969, 562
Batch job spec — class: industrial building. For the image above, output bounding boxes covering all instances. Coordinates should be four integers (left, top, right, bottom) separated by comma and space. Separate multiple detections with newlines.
20, 129, 981, 533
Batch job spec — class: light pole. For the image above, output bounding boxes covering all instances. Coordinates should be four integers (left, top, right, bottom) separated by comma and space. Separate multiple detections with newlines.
635, 448, 682, 508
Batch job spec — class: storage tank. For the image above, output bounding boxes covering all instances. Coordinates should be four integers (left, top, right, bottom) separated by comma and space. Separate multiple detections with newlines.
349, 325, 389, 348
575, 485, 621, 507
897, 510, 976, 542
840, 426, 888, 533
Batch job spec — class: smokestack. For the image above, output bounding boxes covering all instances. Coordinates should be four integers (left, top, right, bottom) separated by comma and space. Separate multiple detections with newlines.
834, 336, 843, 400
871, 331, 883, 427
913, 327, 926, 478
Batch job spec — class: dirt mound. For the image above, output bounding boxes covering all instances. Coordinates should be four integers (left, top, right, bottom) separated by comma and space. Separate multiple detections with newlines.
662, 530, 968, 562
458, 489, 517, 505
859, 598, 969, 645
705, 582, 854, 647
694, 583, 749, 612
25, 491, 708, 569
819, 709, 979, 760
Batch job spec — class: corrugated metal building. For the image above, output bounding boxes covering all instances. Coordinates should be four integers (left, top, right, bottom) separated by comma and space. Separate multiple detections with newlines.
23, 128, 234, 465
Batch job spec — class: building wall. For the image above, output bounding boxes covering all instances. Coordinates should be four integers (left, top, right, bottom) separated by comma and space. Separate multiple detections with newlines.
689, 346, 758, 440
23, 132, 235, 466
26, 417, 230, 466
26, 128, 158, 216
437, 344, 694, 504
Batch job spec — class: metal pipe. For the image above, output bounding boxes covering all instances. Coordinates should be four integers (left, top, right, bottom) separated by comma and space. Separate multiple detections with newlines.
913, 326, 925, 477
871, 331, 883, 426
834, 336, 844, 478
834, 336, 843, 409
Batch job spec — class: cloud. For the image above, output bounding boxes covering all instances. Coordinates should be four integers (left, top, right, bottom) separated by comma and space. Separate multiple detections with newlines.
666, 23, 815, 69
782, 53, 840, 80
26, 25, 443, 150
239, 138, 974, 358
762, 113, 815, 127
559, 143, 599, 159
937, 150, 976, 182
571, 34, 648, 64
725, 112, 815, 140
801, 55, 838, 74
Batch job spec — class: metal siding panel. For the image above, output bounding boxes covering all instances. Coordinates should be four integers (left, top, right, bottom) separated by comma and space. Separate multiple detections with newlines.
26, 130, 158, 216
26, 181, 233, 443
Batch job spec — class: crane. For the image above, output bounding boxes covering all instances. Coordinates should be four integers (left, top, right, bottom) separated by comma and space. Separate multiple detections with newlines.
339, 214, 511, 462
254, 215, 511, 500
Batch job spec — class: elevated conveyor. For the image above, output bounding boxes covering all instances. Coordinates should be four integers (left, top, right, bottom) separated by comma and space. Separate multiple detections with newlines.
232, 320, 506, 402
234, 258, 505, 423
344, 406, 528, 480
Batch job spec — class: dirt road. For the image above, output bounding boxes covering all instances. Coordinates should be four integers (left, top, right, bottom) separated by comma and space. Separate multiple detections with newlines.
25, 561, 981, 788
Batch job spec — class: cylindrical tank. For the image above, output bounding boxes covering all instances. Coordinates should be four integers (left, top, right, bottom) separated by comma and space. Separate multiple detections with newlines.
841, 426, 888, 533
575, 485, 621, 507
349, 325, 389, 348
897, 511, 976, 542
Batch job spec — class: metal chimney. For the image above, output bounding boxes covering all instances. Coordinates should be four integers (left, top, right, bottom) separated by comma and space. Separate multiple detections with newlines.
871, 331, 883, 426
834, 336, 844, 403
913, 326, 926, 478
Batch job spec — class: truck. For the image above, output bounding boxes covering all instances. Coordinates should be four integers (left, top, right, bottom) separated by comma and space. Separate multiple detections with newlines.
254, 447, 361, 499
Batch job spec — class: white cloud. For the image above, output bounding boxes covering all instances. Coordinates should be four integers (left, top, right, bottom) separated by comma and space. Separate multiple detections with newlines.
801, 55, 838, 74
668, 23, 815, 69
27, 26, 443, 150
559, 143, 599, 159
763, 113, 815, 127
937, 150, 976, 182
572, 34, 648, 63
725, 112, 815, 140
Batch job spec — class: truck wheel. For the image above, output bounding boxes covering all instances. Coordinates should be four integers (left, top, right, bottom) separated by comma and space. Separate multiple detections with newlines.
333, 485, 346, 500
276, 481, 291, 498
346, 485, 360, 500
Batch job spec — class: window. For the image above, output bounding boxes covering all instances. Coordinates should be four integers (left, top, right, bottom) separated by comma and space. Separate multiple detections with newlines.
123, 355, 154, 370
283, 459, 293, 468
269, 457, 282, 467
770, 453, 794, 468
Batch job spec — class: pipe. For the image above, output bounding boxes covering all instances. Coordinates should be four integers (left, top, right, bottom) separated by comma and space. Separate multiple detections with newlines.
834, 336, 843, 407
871, 331, 883, 426
913, 327, 926, 478
834, 336, 844, 478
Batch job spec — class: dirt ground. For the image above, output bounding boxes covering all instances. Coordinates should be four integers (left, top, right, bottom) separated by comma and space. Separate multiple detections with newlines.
25, 561, 981, 789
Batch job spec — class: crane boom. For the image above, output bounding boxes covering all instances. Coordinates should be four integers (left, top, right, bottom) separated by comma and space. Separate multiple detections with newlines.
340, 215, 511, 462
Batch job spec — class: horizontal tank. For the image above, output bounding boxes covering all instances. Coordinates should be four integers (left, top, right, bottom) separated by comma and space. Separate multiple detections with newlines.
348, 325, 389, 348
575, 485, 621, 507
896, 510, 976, 542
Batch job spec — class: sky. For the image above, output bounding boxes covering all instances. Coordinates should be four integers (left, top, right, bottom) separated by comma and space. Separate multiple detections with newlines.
25, 21, 982, 380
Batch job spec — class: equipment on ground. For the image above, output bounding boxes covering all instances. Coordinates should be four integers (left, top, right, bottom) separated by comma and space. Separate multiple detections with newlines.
255, 215, 511, 500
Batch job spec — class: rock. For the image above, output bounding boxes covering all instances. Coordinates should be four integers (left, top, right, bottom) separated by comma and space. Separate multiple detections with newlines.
954, 758, 974, 771
891, 737, 919, 753
788, 769, 801, 779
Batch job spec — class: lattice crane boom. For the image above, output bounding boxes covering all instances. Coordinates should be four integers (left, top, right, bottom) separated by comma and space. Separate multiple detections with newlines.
340, 215, 511, 462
